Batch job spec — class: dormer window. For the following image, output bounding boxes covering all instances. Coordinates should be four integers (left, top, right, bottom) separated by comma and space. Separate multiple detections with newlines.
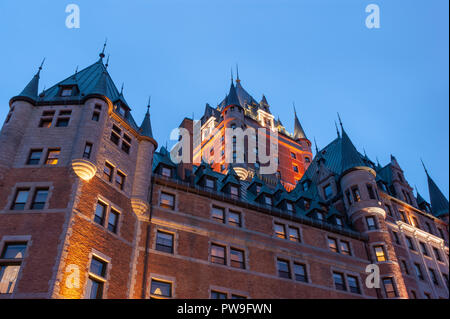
230, 185, 239, 197
117, 105, 126, 117
286, 202, 294, 213
61, 87, 73, 97
303, 199, 311, 210
256, 185, 261, 194
323, 184, 333, 199
161, 166, 172, 178
205, 177, 215, 189
335, 216, 343, 227
264, 195, 272, 206
316, 212, 324, 221
302, 181, 309, 191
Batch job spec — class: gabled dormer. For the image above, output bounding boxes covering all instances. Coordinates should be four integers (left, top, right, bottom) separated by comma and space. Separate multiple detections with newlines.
254, 185, 274, 207
220, 165, 241, 199
247, 174, 264, 195
194, 161, 218, 191
153, 147, 177, 179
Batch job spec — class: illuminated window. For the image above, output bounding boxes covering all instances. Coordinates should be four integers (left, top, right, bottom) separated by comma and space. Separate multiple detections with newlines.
156, 231, 174, 254
277, 259, 291, 279
150, 279, 172, 298
411, 217, 420, 229
212, 206, 225, 223
107, 209, 119, 233
347, 275, 361, 294
160, 193, 175, 209
45, 149, 60, 165
0, 242, 27, 294
374, 245, 387, 262
340, 241, 351, 256
228, 211, 241, 227
211, 244, 226, 265
39, 111, 54, 128
11, 189, 30, 210
31, 188, 49, 210
333, 272, 346, 291
288, 227, 300, 242
94, 202, 107, 226
274, 223, 286, 239
382, 277, 398, 298
86, 257, 107, 299
328, 238, 339, 253
351, 186, 361, 202
294, 263, 307, 282
230, 248, 245, 269
27, 149, 43, 165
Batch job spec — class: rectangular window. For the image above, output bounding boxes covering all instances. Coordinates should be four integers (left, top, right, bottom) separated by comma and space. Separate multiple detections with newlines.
55, 117, 70, 127
340, 241, 351, 256
228, 211, 241, 227
11, 189, 30, 210
429, 268, 439, 286
293, 165, 299, 173
277, 259, 291, 279
274, 223, 286, 239
205, 178, 215, 189
230, 185, 239, 197
86, 257, 107, 299
160, 193, 175, 209
161, 167, 172, 178
345, 190, 352, 205
385, 204, 392, 216
61, 88, 73, 97
351, 186, 361, 202
374, 245, 387, 262
0, 242, 27, 294
433, 247, 443, 262
265, 195, 272, 206
335, 216, 343, 227
392, 231, 400, 245
323, 184, 333, 199
156, 231, 174, 254
45, 149, 60, 165
399, 211, 409, 224
231, 294, 247, 299
94, 202, 107, 226
288, 227, 301, 242
115, 171, 126, 190
92, 111, 100, 122
328, 238, 339, 253
150, 279, 172, 298
400, 260, 409, 275
211, 206, 225, 223
293, 263, 307, 282
419, 242, 429, 256
382, 278, 398, 298
211, 291, 227, 299
103, 162, 114, 182
411, 217, 420, 229
414, 263, 424, 280
286, 202, 294, 213
107, 209, 119, 233
31, 188, 49, 210
39, 118, 53, 128
27, 149, 43, 165
333, 272, 346, 291
290, 152, 296, 159
405, 236, 415, 251
230, 248, 245, 269
367, 184, 376, 200
211, 244, 226, 265
366, 216, 377, 230
83, 142, 93, 159
121, 141, 130, 154
347, 275, 361, 294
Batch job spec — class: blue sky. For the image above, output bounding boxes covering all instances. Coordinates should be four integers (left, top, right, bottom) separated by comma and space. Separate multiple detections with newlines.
0, 0, 448, 201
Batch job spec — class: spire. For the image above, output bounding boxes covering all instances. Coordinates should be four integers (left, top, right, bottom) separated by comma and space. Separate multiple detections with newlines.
314, 137, 319, 154
99, 38, 107, 60
293, 102, 307, 140
236, 64, 240, 83
260, 94, 268, 105
139, 97, 154, 138
17, 58, 45, 99
422, 161, 449, 217
105, 55, 110, 69
340, 127, 367, 174
335, 121, 341, 138
91, 67, 108, 96
225, 81, 240, 107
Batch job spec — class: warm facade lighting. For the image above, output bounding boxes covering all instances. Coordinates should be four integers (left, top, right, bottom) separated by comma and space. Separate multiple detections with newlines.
71, 159, 97, 181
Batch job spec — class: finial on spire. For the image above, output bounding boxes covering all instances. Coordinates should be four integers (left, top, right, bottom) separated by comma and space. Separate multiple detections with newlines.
230, 68, 234, 83
120, 83, 124, 95
314, 137, 319, 153
236, 64, 240, 83
147, 95, 151, 113
293, 101, 297, 114
337, 112, 343, 129
75, 65, 78, 74
334, 121, 341, 138
99, 38, 107, 59
421, 158, 428, 175
105, 54, 110, 69
38, 58, 45, 74
363, 148, 367, 157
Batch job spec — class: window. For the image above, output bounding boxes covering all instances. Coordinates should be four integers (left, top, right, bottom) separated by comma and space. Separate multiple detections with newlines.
323, 184, 333, 199
39, 112, 53, 128
293, 263, 307, 282
351, 186, 361, 202
212, 206, 225, 223
392, 231, 400, 245
150, 279, 172, 298
83, 143, 93, 159
264, 195, 272, 206
419, 242, 429, 256
94, 202, 107, 226
340, 241, 351, 256
333, 272, 346, 291
400, 260, 409, 275
405, 236, 415, 251
425, 222, 433, 234
277, 259, 291, 279
433, 247, 443, 262
231, 294, 247, 299
107, 209, 119, 233
121, 134, 131, 154
0, 242, 27, 294
230, 248, 245, 269
92, 111, 100, 122
161, 167, 172, 178
328, 238, 339, 253
366, 216, 377, 231
205, 178, 215, 189
429, 268, 439, 286
45, 149, 60, 165
11, 189, 30, 210
117, 105, 126, 117
374, 245, 387, 262
288, 227, 301, 242
286, 202, 294, 214
347, 275, 361, 294
293, 165, 299, 173
367, 184, 376, 200
414, 263, 424, 280
335, 216, 343, 227
160, 193, 175, 209
382, 278, 398, 298
60, 88, 73, 97
230, 185, 239, 197
86, 257, 107, 299
55, 117, 70, 127
290, 152, 296, 159
156, 231, 174, 254
399, 211, 409, 224
27, 149, 43, 165
274, 223, 286, 239
31, 188, 49, 210
211, 244, 226, 265
228, 211, 241, 227
316, 212, 324, 221
304, 157, 310, 163
110, 127, 121, 145
411, 216, 420, 229
103, 162, 114, 182
115, 171, 126, 190
385, 204, 393, 216
211, 291, 227, 299
345, 190, 352, 205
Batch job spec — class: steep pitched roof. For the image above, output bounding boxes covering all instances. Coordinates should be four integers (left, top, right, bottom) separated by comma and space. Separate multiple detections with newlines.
10, 63, 43, 104
225, 81, 241, 107
425, 171, 449, 217
340, 128, 367, 174
139, 105, 153, 139
293, 108, 307, 140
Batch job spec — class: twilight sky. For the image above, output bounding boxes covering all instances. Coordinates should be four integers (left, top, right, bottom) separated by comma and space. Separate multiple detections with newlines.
0, 0, 448, 200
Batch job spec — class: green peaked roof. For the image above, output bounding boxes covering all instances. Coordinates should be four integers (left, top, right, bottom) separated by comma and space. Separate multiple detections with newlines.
11, 67, 42, 104
139, 103, 154, 138
225, 81, 241, 107
293, 108, 307, 140
426, 171, 449, 217
340, 128, 368, 174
